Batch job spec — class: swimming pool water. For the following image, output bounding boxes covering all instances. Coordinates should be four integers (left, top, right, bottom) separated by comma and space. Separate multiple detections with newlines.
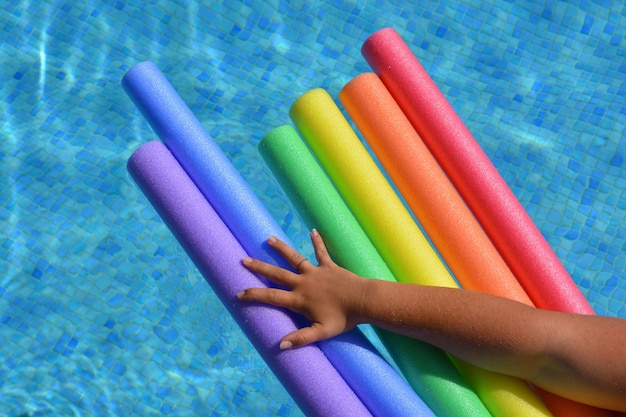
1, 1, 624, 415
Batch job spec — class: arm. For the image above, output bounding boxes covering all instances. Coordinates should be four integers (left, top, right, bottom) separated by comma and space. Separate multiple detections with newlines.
238, 230, 626, 411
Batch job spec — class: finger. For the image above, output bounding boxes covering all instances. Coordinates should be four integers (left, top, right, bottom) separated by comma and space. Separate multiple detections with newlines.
279, 322, 336, 349
267, 236, 315, 273
237, 287, 298, 310
310, 229, 333, 266
242, 256, 297, 288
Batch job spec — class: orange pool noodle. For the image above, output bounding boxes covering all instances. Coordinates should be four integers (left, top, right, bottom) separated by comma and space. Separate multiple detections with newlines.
340, 73, 532, 304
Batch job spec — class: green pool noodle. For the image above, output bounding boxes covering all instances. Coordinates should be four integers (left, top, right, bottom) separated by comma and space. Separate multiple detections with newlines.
259, 125, 492, 417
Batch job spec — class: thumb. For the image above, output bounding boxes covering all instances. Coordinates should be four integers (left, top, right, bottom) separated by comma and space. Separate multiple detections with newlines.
279, 322, 336, 350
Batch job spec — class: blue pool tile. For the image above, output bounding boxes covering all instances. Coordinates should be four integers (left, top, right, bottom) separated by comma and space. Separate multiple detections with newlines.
112, 363, 126, 376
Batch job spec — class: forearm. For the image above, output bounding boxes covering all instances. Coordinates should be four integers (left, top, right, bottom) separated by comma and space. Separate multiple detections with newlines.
358, 280, 548, 375
357, 279, 626, 411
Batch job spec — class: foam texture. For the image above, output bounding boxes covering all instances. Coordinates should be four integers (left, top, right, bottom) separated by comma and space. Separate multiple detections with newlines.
260, 125, 485, 417
361, 28, 594, 315
340, 73, 531, 303
126, 141, 372, 417
122, 63, 425, 417
289, 89, 553, 417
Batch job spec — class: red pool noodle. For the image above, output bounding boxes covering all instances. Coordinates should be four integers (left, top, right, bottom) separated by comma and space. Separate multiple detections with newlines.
361, 27, 619, 417
361, 27, 594, 316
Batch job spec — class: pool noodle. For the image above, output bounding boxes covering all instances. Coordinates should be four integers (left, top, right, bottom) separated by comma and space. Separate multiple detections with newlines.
127, 141, 372, 417
361, 27, 594, 316
260, 125, 487, 417
341, 72, 617, 417
122, 62, 425, 417
340, 72, 532, 303
289, 89, 553, 417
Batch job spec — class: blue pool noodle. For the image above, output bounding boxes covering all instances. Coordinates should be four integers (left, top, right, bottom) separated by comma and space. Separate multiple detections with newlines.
127, 141, 372, 417
122, 61, 290, 271
122, 61, 434, 417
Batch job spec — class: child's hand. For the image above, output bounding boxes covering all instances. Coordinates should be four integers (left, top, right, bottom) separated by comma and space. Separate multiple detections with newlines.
238, 229, 369, 349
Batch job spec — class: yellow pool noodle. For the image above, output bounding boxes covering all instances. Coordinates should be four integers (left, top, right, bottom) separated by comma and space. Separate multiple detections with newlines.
289, 88, 553, 417
290, 90, 454, 289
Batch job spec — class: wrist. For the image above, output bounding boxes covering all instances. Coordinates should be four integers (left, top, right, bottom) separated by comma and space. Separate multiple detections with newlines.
351, 276, 378, 325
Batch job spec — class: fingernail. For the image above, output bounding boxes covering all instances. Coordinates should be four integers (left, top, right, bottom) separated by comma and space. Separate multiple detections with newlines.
236, 290, 245, 298
242, 256, 252, 265
279, 340, 293, 350
311, 228, 319, 237
268, 236, 277, 244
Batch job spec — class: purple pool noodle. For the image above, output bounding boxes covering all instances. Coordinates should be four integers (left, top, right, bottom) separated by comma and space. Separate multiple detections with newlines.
122, 62, 424, 416
127, 141, 372, 417
122, 61, 291, 271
